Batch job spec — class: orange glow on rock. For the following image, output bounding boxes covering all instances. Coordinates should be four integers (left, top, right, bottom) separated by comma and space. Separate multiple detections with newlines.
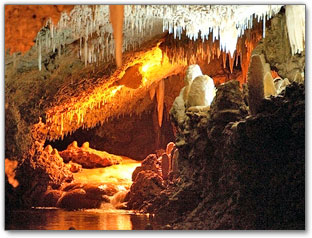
271, 70, 280, 79
45, 43, 186, 140
5, 159, 19, 188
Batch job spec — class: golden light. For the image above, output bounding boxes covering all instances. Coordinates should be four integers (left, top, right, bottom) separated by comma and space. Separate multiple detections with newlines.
141, 63, 150, 73
45, 42, 186, 141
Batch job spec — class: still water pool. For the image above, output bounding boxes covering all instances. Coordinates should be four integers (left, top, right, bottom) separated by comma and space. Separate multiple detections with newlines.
6, 207, 163, 230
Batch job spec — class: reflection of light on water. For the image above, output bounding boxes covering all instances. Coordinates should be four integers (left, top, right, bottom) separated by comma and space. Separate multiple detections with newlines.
7, 208, 160, 230
73, 157, 140, 186
7, 157, 164, 230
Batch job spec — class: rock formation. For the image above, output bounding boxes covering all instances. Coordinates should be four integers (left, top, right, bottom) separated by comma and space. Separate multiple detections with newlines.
186, 75, 216, 108
59, 141, 122, 168
252, 11, 305, 82
151, 80, 304, 229
263, 71, 277, 98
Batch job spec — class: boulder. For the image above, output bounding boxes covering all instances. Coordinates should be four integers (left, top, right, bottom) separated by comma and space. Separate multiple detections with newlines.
59, 141, 122, 168
40, 189, 63, 207
56, 188, 101, 210
132, 154, 161, 181
67, 161, 82, 173
127, 170, 165, 210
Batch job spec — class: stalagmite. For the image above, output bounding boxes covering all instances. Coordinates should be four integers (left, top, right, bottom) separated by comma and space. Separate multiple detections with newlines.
294, 71, 304, 84
44, 145, 53, 154
166, 142, 175, 156
183, 64, 203, 101
171, 149, 179, 175
82, 141, 90, 149
263, 71, 277, 98
184, 64, 203, 86
187, 75, 216, 108
170, 87, 187, 126
161, 153, 170, 180
247, 54, 271, 114
274, 77, 290, 95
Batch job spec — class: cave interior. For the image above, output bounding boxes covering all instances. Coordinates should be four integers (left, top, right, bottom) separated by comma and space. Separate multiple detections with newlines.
4, 4, 305, 230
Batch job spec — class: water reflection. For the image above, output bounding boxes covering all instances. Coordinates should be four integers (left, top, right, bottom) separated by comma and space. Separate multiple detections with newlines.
6, 208, 161, 230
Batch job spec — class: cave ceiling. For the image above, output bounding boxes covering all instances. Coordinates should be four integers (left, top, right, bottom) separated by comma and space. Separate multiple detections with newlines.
5, 4, 305, 141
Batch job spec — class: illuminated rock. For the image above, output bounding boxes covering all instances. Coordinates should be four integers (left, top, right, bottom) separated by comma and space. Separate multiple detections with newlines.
44, 145, 53, 154
166, 142, 175, 156
247, 54, 271, 114
170, 87, 187, 127
161, 153, 170, 180
171, 148, 179, 175
286, 5, 305, 55
186, 75, 216, 108
59, 143, 122, 168
294, 72, 304, 84
184, 64, 203, 86
156, 79, 165, 127
5, 159, 19, 188
66, 161, 82, 173
127, 170, 165, 210
263, 71, 277, 98
40, 189, 63, 207
132, 154, 161, 181
274, 77, 290, 95
56, 188, 101, 210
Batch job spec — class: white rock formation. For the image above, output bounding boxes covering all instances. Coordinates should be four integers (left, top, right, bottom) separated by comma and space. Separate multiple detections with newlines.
170, 64, 203, 125
187, 75, 216, 108
286, 5, 305, 55
274, 77, 290, 94
35, 5, 283, 70
248, 54, 272, 114
294, 72, 305, 84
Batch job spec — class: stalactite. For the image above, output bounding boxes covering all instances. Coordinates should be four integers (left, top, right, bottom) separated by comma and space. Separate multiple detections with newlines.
285, 5, 305, 55
156, 79, 165, 128
35, 5, 282, 69
149, 86, 156, 100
